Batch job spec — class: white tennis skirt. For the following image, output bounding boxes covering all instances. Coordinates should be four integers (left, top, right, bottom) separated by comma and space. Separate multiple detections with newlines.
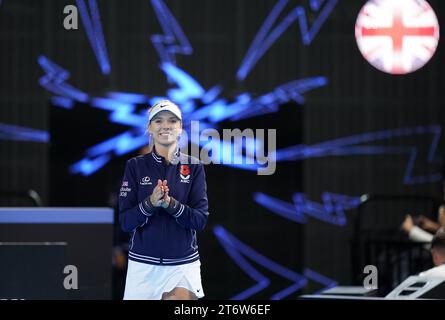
123, 259, 204, 300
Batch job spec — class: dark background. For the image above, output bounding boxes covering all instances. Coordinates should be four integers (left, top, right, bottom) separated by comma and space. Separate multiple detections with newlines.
1, 0, 444, 299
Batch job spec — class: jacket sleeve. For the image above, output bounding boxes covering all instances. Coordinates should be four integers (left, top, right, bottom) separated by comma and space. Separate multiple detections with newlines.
165, 163, 209, 231
118, 159, 156, 233
408, 226, 434, 243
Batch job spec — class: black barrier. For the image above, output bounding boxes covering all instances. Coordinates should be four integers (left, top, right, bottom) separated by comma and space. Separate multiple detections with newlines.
0, 208, 113, 299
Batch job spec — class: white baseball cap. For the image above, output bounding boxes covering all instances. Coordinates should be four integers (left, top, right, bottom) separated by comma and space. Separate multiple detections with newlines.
148, 100, 182, 122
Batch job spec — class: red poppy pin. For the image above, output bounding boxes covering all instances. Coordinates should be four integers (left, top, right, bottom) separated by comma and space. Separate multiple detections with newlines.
180, 164, 191, 182
180, 165, 190, 177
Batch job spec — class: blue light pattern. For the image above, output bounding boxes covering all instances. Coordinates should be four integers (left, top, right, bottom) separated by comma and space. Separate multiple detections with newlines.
237, 0, 338, 80
275, 125, 443, 185
150, 0, 193, 67
213, 225, 337, 299
254, 192, 362, 226
76, 0, 111, 74
0, 123, 50, 143
38, 55, 89, 105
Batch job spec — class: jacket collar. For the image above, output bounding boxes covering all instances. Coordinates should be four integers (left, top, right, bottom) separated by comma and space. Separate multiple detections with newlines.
150, 146, 180, 164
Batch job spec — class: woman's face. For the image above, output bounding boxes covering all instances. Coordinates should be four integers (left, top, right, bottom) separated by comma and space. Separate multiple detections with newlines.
148, 111, 182, 147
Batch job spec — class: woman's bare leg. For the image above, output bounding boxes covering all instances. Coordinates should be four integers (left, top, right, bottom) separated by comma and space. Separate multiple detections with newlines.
161, 287, 197, 300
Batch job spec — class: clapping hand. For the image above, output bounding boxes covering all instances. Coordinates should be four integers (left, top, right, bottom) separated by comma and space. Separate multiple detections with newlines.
149, 179, 171, 208
160, 180, 171, 208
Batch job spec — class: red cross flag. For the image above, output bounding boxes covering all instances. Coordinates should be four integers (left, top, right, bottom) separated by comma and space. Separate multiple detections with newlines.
355, 0, 439, 75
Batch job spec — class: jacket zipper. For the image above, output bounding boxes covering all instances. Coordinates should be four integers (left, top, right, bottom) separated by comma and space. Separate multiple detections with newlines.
159, 162, 167, 265
160, 221, 165, 265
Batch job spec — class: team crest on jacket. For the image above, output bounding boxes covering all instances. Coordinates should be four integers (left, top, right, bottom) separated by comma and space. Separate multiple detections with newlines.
180, 165, 190, 183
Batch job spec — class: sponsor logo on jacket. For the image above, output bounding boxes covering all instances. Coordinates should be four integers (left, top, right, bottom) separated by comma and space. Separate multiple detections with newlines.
120, 181, 132, 197
140, 176, 152, 185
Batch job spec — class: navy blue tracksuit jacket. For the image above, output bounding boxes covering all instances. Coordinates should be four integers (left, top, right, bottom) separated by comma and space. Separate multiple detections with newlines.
118, 150, 209, 266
